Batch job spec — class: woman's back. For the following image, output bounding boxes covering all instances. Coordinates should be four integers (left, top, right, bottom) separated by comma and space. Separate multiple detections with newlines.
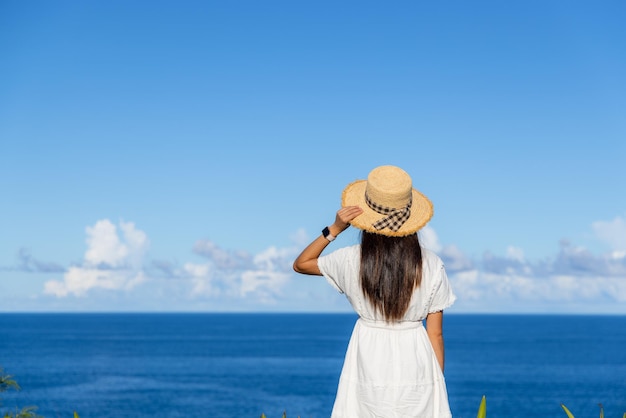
319, 244, 454, 322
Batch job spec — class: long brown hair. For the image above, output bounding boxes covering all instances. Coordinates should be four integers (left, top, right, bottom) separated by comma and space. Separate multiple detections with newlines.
360, 231, 423, 322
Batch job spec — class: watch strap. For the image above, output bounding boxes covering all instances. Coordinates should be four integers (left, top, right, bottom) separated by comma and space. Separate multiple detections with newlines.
322, 226, 336, 242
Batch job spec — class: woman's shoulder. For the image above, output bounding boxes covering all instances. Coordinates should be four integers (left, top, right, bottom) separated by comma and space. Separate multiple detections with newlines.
421, 247, 444, 268
420, 247, 446, 285
321, 244, 360, 262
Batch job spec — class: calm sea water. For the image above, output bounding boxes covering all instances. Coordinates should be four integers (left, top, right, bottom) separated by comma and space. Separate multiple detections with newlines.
1, 314, 625, 418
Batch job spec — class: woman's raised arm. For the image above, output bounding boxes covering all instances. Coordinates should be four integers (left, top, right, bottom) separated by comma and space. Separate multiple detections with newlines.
293, 206, 363, 275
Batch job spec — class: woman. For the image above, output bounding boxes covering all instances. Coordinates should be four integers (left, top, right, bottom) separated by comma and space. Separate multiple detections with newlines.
293, 165, 455, 418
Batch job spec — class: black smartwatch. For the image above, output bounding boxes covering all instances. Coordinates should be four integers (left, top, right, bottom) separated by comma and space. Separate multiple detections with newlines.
322, 226, 336, 242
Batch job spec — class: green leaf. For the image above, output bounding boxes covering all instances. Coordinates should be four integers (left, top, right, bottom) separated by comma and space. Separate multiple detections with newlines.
74, 412, 80, 418
476, 395, 486, 418
259, 414, 266, 418
561, 403, 575, 418
599, 403, 604, 418
0, 369, 21, 393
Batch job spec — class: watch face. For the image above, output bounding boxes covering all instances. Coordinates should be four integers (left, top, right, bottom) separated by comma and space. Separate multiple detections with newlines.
322, 226, 330, 238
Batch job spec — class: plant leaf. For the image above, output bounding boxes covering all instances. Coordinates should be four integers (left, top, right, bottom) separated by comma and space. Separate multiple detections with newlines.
0, 370, 21, 393
599, 403, 604, 418
561, 403, 575, 418
476, 395, 486, 418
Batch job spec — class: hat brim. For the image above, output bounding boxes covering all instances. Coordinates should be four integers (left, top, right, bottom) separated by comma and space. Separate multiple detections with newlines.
341, 179, 433, 237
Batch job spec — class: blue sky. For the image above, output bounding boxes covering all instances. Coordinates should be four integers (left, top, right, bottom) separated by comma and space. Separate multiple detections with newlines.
1, 1, 625, 313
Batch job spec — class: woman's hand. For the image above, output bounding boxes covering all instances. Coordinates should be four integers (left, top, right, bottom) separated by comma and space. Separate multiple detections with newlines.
330, 206, 363, 235
293, 206, 363, 275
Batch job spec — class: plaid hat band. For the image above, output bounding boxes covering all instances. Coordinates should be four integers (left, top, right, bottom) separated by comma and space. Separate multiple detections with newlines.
342, 166, 433, 236
365, 192, 413, 232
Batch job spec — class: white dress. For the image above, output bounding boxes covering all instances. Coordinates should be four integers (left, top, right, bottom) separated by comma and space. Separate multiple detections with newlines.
318, 245, 456, 418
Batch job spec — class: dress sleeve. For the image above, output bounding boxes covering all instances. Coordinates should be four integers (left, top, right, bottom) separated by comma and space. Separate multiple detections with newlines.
317, 246, 356, 294
428, 264, 456, 313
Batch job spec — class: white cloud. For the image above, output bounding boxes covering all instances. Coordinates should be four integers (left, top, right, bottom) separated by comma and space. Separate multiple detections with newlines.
119, 221, 149, 267
420, 227, 473, 272
420, 226, 441, 252
444, 236, 626, 312
38, 215, 626, 313
184, 263, 211, 278
14, 248, 65, 273
592, 215, 626, 251
193, 239, 252, 269
553, 240, 626, 277
240, 270, 290, 301
44, 221, 303, 304
289, 228, 309, 248
253, 246, 296, 272
506, 246, 525, 262
84, 220, 127, 267
418, 216, 626, 312
184, 240, 299, 302
450, 269, 481, 301
447, 267, 626, 312
184, 262, 221, 298
45, 220, 149, 297
440, 244, 474, 272
44, 266, 147, 297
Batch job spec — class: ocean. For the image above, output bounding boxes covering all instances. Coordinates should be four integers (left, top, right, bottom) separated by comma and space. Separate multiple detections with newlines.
0, 314, 625, 418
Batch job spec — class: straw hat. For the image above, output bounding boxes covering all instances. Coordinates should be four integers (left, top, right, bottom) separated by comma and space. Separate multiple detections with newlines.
342, 165, 433, 237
